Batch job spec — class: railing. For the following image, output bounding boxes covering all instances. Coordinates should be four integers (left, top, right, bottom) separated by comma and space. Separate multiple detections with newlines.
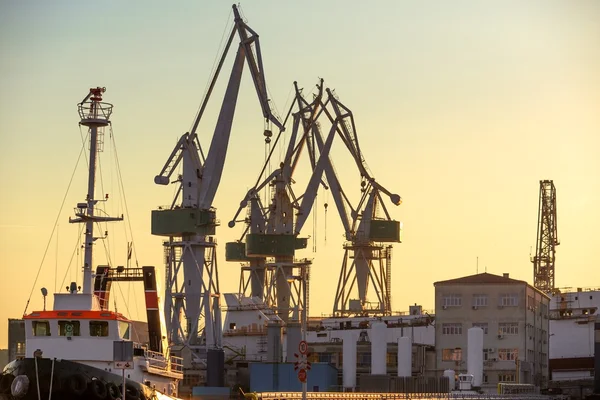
78, 101, 113, 121
223, 328, 266, 337
170, 354, 183, 373
253, 394, 552, 400
146, 349, 168, 370
145, 349, 183, 373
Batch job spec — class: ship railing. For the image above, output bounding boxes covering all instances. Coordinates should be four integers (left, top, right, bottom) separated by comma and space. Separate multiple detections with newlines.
78, 101, 113, 121
146, 349, 168, 370
170, 354, 183, 373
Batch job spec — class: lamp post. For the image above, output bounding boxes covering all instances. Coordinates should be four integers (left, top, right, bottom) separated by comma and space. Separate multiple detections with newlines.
302, 268, 307, 400
289, 271, 308, 400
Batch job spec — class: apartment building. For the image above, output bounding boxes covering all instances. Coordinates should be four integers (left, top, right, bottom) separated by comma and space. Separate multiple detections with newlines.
434, 272, 550, 391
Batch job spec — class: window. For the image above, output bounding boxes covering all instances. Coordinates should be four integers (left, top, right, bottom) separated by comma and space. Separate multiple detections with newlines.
358, 352, 371, 367
499, 294, 519, 307
118, 321, 130, 340
483, 373, 488, 383
90, 321, 109, 337
318, 352, 333, 363
443, 294, 462, 307
472, 322, 488, 334
58, 320, 80, 336
498, 373, 516, 382
498, 348, 518, 361
472, 294, 488, 307
16, 342, 26, 356
183, 372, 201, 387
386, 352, 398, 367
32, 321, 51, 336
528, 295, 535, 309
442, 348, 462, 361
442, 323, 463, 335
499, 322, 519, 335
483, 348, 493, 361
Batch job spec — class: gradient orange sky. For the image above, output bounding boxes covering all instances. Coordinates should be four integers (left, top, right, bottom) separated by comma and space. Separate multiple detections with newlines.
1, 1, 599, 348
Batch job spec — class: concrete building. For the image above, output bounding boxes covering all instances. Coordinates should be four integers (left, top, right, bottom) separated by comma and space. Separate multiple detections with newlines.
548, 287, 600, 398
434, 272, 550, 391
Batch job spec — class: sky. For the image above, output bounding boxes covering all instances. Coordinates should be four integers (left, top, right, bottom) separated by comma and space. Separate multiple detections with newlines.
1, 1, 599, 348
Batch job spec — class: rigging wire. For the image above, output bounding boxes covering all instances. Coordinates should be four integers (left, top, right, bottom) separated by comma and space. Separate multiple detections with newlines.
189, 8, 234, 135
279, 85, 294, 162
324, 190, 329, 246
312, 194, 317, 253
58, 224, 84, 292
110, 124, 139, 267
23, 130, 89, 315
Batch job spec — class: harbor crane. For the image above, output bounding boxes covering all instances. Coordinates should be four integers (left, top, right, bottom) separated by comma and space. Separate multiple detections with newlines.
317, 89, 402, 317
226, 80, 339, 322
227, 78, 403, 319
532, 180, 559, 293
151, 4, 283, 366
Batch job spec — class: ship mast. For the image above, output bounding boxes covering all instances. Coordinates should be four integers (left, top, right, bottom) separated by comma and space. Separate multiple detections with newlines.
71, 87, 123, 295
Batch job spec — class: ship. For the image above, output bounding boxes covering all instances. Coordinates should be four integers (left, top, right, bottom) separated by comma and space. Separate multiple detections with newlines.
0, 88, 183, 400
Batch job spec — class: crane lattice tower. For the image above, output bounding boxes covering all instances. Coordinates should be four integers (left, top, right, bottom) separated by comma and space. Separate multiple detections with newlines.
532, 180, 559, 293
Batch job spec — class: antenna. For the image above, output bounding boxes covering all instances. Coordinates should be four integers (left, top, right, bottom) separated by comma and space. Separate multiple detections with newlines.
476, 256, 479, 274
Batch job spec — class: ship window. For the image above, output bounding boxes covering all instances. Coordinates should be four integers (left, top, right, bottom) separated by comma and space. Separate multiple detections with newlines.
90, 321, 109, 337
58, 320, 81, 336
119, 321, 131, 339
32, 321, 51, 336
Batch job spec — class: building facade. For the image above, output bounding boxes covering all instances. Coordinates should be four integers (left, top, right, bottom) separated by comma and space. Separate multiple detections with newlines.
434, 272, 550, 391
548, 288, 599, 398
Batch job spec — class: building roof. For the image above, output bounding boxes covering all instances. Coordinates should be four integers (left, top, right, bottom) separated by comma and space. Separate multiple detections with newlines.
434, 272, 527, 286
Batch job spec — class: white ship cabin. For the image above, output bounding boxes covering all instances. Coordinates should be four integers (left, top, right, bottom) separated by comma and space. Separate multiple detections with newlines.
22, 291, 182, 392
24, 309, 133, 361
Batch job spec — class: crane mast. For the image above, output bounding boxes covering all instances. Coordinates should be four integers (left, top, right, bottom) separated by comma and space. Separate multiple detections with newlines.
151, 4, 282, 369
532, 180, 559, 293
71, 87, 123, 295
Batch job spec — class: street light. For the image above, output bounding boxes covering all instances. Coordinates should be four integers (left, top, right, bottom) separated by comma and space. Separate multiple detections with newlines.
287, 271, 308, 400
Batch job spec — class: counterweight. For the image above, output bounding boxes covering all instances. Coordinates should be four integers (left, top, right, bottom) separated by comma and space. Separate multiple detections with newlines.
532, 180, 559, 293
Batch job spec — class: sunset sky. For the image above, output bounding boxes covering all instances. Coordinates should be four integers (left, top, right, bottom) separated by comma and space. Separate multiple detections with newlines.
1, 1, 599, 348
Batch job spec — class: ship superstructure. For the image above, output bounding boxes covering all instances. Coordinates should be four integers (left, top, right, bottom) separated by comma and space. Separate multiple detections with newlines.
1, 88, 182, 400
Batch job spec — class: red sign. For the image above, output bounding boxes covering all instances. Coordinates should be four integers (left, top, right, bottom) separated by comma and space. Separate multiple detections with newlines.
298, 368, 307, 383
299, 340, 308, 355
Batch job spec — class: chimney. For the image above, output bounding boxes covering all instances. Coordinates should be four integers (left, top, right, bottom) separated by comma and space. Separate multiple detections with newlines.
503, 273, 509, 278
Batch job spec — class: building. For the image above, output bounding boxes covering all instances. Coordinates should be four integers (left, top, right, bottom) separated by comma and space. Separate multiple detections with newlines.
221, 296, 437, 392
434, 272, 550, 391
0, 349, 8, 370
7, 319, 25, 363
548, 287, 600, 398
